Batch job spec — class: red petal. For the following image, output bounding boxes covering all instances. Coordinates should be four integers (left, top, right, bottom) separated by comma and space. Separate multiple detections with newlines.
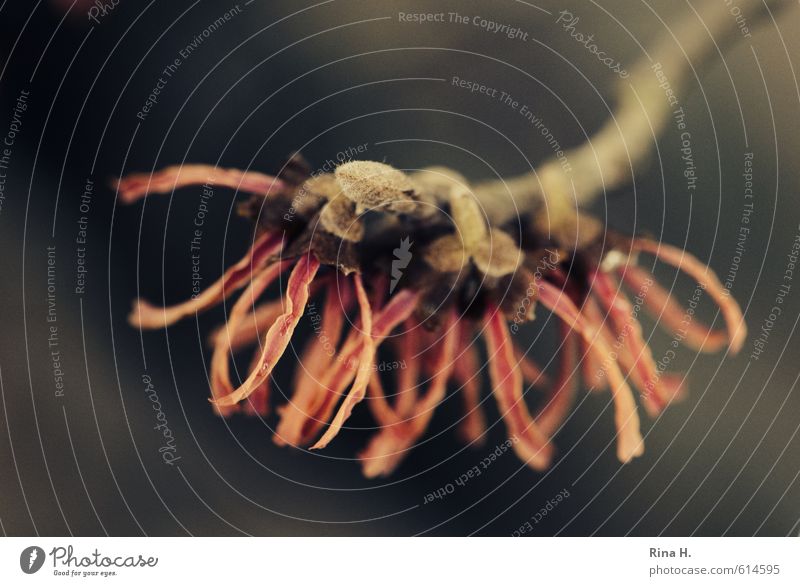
212, 254, 320, 407
393, 323, 421, 417
411, 312, 458, 418
311, 275, 376, 449
579, 335, 607, 391
212, 299, 284, 353
360, 322, 421, 437
453, 323, 487, 445
483, 306, 553, 470
210, 260, 291, 413
644, 374, 687, 418
631, 239, 746, 353
214, 277, 328, 353
538, 281, 644, 463
130, 231, 284, 329
114, 164, 285, 204
241, 346, 271, 416
592, 271, 667, 415
365, 373, 401, 428
274, 278, 352, 446
359, 427, 412, 479
579, 296, 620, 392
359, 311, 458, 477
581, 294, 673, 415
536, 323, 578, 438
620, 265, 729, 353
298, 290, 420, 444
513, 345, 549, 387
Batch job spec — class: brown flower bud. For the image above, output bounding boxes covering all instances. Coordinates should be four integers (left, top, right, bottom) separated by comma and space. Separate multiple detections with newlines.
411, 166, 468, 203
549, 211, 604, 252
472, 229, 523, 278
300, 172, 342, 200
422, 234, 468, 273
335, 161, 417, 213
449, 186, 488, 255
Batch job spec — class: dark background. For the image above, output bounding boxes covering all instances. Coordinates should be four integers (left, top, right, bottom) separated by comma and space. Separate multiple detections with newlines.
0, 0, 798, 536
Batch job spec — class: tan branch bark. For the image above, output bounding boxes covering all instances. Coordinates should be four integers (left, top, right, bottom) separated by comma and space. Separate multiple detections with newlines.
472, 0, 792, 232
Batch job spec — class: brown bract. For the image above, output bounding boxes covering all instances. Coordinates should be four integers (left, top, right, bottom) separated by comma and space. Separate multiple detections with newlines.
335, 160, 418, 213
319, 194, 364, 243
472, 229, 523, 279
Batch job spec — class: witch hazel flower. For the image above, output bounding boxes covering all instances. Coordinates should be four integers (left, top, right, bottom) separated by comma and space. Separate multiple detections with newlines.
116, 157, 746, 477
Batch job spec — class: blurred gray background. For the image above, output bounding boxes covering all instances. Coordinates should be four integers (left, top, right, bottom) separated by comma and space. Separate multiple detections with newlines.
0, 0, 798, 536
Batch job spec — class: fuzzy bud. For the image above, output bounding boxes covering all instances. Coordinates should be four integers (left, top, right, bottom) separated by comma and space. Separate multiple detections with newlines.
423, 234, 468, 273
411, 166, 469, 203
449, 186, 488, 255
472, 229, 522, 278
335, 161, 417, 213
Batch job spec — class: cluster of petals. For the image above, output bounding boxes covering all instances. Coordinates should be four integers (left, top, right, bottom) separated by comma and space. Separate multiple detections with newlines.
118, 161, 746, 476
